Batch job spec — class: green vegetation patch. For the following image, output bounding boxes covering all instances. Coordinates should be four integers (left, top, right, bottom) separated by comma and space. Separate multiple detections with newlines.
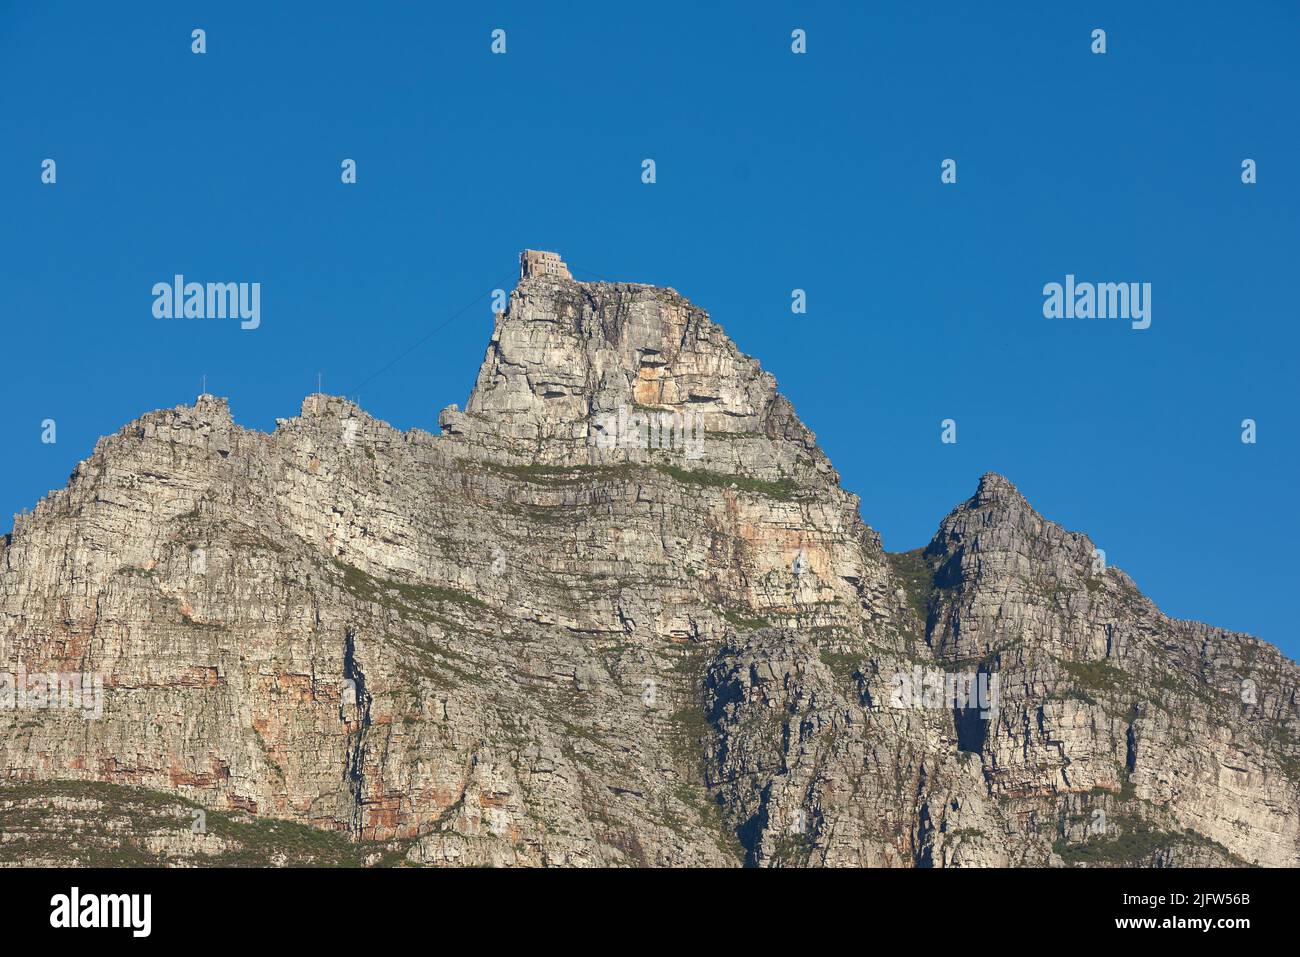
1052, 814, 1238, 867
476, 461, 639, 485
471, 459, 799, 500
818, 649, 862, 684
0, 779, 409, 867
1059, 658, 1132, 694
885, 548, 935, 622
722, 609, 771, 631
333, 560, 487, 620
654, 465, 797, 500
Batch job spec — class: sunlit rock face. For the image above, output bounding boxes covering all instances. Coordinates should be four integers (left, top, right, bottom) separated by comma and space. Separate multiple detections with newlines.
1, 254, 1296, 867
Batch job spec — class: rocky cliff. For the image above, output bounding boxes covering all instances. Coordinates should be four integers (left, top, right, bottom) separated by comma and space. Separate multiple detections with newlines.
2, 253, 1297, 866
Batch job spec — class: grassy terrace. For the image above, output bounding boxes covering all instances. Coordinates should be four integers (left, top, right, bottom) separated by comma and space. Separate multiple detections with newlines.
885, 548, 936, 622
475, 460, 799, 500
0, 780, 410, 867
721, 609, 771, 631
478, 461, 639, 485
1052, 813, 1242, 867
653, 465, 796, 500
1058, 658, 1132, 693
333, 559, 487, 616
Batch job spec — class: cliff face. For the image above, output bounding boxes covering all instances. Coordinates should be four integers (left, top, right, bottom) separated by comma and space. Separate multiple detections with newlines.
1, 257, 1297, 867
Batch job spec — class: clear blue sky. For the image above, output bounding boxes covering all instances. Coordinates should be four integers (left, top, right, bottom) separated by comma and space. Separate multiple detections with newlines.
2, 2, 1296, 654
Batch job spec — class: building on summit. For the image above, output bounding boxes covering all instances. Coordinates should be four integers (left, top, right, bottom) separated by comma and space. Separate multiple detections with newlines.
520, 249, 572, 280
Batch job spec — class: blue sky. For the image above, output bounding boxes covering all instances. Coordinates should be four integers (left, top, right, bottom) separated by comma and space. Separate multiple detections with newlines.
2, 2, 1296, 655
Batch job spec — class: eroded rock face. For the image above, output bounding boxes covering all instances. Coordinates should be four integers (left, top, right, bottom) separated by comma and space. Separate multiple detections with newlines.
1, 258, 1297, 866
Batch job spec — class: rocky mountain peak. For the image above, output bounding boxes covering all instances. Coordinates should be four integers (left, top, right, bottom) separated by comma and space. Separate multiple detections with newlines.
440, 251, 829, 481
1, 254, 1297, 869
973, 470, 1025, 507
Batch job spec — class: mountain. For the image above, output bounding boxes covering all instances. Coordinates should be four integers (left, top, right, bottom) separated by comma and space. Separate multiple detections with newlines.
2, 251, 1296, 867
